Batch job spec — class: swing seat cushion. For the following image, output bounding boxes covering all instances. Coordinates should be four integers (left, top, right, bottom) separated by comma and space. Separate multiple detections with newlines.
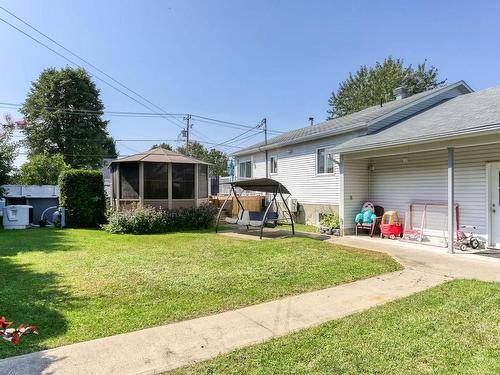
237, 211, 251, 226
225, 217, 238, 224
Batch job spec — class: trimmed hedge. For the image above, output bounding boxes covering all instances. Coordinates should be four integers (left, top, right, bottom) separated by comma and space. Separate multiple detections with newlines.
59, 169, 106, 228
104, 205, 217, 234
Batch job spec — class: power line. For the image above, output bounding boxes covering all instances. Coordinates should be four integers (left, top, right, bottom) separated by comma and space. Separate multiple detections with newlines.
0, 5, 184, 126
191, 114, 283, 134
0, 16, 187, 133
10, 134, 248, 149
0, 7, 276, 152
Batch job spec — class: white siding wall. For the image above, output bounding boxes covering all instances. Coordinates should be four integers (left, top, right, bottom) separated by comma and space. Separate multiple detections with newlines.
368, 143, 500, 238
341, 158, 369, 232
235, 131, 363, 205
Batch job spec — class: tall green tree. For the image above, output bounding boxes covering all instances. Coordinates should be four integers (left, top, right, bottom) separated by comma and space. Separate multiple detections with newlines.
150, 142, 172, 151
176, 141, 228, 177
15, 153, 70, 185
0, 115, 19, 190
21, 67, 110, 168
327, 57, 446, 119
103, 135, 118, 158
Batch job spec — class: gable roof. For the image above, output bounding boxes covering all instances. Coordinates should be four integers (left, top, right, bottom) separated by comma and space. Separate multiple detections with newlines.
111, 147, 210, 165
334, 85, 500, 153
234, 81, 472, 156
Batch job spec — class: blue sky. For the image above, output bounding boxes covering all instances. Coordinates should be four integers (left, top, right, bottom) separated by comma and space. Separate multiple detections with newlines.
2, 0, 500, 165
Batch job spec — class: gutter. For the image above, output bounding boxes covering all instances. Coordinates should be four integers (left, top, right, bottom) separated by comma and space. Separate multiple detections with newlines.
335, 122, 500, 154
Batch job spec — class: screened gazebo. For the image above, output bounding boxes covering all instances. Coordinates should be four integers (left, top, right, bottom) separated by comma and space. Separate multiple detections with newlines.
110, 148, 210, 210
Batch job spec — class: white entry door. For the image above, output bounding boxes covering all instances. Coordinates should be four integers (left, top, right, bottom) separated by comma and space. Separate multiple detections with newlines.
490, 163, 500, 247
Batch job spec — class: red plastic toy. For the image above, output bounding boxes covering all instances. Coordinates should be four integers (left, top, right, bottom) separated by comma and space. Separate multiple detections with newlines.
380, 211, 403, 239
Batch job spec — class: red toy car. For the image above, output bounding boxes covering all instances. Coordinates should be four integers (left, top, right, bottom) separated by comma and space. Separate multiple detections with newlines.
380, 211, 403, 239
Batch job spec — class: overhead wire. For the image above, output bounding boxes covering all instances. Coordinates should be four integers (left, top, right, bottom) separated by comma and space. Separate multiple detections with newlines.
0, 7, 279, 153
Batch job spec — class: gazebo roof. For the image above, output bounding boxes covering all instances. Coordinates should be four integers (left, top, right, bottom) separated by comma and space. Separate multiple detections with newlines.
111, 148, 210, 165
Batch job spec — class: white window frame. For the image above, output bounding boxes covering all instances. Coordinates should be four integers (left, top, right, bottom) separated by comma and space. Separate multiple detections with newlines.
316, 146, 337, 176
269, 154, 278, 175
238, 159, 252, 178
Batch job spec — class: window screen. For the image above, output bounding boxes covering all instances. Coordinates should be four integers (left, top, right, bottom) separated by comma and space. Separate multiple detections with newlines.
198, 164, 209, 198
270, 156, 278, 174
144, 162, 168, 199
172, 163, 195, 199
120, 162, 139, 199
317, 148, 336, 174
239, 161, 252, 178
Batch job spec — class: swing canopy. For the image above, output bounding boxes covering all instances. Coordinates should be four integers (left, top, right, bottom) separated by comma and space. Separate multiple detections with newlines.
231, 178, 291, 194
215, 178, 295, 239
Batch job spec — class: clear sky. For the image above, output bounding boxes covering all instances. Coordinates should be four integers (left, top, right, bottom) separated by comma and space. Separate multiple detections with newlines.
2, 0, 500, 165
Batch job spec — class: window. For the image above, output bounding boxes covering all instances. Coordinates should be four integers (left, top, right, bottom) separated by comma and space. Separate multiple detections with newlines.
144, 162, 168, 199
172, 163, 195, 199
270, 155, 278, 174
317, 148, 336, 174
239, 161, 252, 178
120, 162, 139, 199
198, 164, 209, 198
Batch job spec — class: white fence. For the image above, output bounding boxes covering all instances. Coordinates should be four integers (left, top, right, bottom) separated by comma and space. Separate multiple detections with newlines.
1, 185, 59, 198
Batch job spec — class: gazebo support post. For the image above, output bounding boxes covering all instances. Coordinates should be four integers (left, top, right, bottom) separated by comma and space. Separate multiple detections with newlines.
279, 187, 295, 235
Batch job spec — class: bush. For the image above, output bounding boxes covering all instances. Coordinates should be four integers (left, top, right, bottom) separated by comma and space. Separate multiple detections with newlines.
104, 204, 217, 234
320, 212, 340, 229
59, 169, 106, 228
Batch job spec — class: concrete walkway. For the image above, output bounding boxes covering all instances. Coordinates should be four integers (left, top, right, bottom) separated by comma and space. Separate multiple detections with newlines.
1, 234, 498, 374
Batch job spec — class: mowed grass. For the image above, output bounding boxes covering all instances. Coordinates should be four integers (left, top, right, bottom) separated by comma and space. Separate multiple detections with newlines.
172, 280, 500, 375
0, 228, 399, 358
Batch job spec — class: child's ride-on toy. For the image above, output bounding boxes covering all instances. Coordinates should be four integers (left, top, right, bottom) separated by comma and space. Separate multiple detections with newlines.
380, 211, 403, 240
454, 225, 484, 251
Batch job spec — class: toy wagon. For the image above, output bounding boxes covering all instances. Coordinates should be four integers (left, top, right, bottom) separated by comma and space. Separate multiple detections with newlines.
380, 211, 403, 239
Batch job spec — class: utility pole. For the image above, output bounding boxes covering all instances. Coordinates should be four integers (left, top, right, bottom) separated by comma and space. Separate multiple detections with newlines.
263, 118, 268, 178
183, 114, 192, 155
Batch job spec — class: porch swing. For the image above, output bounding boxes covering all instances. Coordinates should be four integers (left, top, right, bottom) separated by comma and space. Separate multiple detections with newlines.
215, 178, 295, 239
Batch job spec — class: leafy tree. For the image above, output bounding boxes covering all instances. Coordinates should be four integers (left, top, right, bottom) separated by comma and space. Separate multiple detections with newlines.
21, 67, 110, 168
16, 153, 70, 185
103, 135, 118, 158
327, 57, 446, 118
176, 141, 228, 177
150, 142, 172, 151
0, 115, 19, 191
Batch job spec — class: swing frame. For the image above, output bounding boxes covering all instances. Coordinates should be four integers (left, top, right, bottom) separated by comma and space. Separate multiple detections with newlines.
215, 178, 295, 239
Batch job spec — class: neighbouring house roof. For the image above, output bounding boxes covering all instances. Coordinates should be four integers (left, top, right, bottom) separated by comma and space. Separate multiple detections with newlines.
229, 178, 291, 194
111, 147, 210, 165
335, 85, 500, 153
233, 81, 473, 156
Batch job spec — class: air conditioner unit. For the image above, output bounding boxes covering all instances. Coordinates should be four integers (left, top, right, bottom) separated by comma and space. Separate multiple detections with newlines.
2, 205, 33, 230
289, 199, 298, 212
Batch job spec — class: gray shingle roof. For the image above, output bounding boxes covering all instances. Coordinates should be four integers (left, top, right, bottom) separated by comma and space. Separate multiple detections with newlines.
111, 147, 210, 165
234, 81, 471, 156
335, 85, 500, 153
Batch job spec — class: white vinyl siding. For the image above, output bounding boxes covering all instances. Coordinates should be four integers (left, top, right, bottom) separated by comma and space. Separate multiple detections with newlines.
341, 158, 369, 233
236, 132, 362, 206
367, 143, 500, 238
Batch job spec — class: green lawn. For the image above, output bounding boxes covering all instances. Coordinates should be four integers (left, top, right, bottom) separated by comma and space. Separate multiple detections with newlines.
172, 280, 500, 375
291, 223, 318, 233
0, 228, 399, 358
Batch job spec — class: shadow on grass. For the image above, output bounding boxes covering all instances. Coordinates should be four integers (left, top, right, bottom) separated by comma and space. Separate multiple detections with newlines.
0, 229, 77, 360
0, 228, 75, 256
